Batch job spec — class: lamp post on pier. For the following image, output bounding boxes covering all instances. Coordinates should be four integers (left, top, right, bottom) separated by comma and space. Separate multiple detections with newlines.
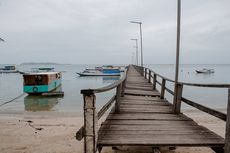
130, 21, 143, 67
173, 0, 182, 113
130, 38, 138, 65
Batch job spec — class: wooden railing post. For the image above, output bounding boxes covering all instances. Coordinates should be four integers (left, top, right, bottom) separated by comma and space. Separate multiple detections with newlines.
141, 67, 144, 76
144, 68, 147, 79
153, 74, 157, 90
225, 88, 230, 153
148, 70, 151, 83
160, 79, 166, 99
83, 92, 98, 153
173, 83, 183, 114
121, 69, 128, 97
115, 84, 122, 113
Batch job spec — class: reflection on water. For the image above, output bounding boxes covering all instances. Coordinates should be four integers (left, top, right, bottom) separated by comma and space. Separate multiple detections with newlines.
24, 95, 59, 111
102, 76, 120, 83
195, 72, 215, 80
24, 85, 63, 111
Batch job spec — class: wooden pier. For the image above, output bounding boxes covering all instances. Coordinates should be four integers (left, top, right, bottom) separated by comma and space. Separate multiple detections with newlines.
77, 65, 230, 153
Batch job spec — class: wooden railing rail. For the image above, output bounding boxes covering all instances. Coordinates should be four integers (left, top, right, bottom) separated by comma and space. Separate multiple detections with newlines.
76, 67, 128, 153
133, 65, 230, 153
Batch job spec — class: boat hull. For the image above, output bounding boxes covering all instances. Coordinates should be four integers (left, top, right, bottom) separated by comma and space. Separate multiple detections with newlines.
76, 72, 120, 76
195, 70, 214, 73
24, 79, 62, 94
0, 70, 18, 73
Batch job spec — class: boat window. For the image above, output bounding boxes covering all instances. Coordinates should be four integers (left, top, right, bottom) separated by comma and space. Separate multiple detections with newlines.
23, 75, 48, 85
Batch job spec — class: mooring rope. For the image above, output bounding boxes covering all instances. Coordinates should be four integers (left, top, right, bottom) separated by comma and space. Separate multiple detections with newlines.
0, 93, 26, 107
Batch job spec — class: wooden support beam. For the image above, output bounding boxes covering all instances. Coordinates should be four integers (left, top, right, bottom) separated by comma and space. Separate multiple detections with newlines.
148, 70, 152, 83
225, 88, 230, 153
211, 147, 224, 153
153, 74, 157, 90
115, 84, 122, 113
160, 79, 166, 99
173, 83, 183, 114
144, 68, 147, 78
121, 81, 125, 97
152, 147, 161, 153
83, 94, 98, 153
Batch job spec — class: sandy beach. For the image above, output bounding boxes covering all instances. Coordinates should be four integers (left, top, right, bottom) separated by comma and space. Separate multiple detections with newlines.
0, 110, 225, 153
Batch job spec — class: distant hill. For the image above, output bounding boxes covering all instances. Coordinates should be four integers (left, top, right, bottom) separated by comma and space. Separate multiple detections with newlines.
20, 62, 60, 65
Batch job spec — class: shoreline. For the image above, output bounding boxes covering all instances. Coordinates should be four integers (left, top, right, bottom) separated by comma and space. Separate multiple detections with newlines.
0, 109, 226, 153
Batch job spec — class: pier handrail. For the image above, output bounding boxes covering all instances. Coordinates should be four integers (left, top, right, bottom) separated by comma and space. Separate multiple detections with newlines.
81, 70, 127, 94
76, 67, 128, 153
134, 65, 230, 153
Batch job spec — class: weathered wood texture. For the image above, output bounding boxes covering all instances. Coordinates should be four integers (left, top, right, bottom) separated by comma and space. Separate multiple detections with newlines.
97, 65, 224, 149
83, 94, 97, 153
225, 88, 230, 153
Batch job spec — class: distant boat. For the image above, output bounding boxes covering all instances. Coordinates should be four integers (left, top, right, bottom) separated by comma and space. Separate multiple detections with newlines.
23, 72, 62, 94
20, 67, 55, 74
31, 67, 54, 72
77, 66, 121, 76
0, 65, 18, 73
95, 65, 125, 72
195, 68, 215, 74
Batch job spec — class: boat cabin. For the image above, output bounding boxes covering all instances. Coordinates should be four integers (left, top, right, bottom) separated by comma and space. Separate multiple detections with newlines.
23, 72, 62, 94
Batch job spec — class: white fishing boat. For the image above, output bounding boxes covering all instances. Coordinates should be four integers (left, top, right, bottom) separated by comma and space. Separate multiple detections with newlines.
195, 68, 214, 74
77, 67, 121, 76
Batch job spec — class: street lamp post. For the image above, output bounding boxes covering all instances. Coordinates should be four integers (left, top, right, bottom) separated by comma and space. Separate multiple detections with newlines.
131, 52, 135, 64
130, 38, 138, 65
130, 21, 143, 67
173, 0, 182, 113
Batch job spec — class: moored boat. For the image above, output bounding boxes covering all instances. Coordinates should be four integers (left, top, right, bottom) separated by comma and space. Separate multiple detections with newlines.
77, 68, 120, 76
0, 65, 18, 73
195, 68, 214, 74
23, 72, 62, 94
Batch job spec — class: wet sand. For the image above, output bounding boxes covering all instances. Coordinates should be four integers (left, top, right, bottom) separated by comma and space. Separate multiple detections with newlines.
0, 109, 225, 153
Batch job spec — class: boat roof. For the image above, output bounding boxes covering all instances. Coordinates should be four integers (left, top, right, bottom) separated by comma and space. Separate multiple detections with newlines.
23, 71, 60, 75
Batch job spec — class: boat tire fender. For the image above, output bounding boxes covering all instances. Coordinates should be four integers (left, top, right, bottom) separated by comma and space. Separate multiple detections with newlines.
33, 87, 38, 92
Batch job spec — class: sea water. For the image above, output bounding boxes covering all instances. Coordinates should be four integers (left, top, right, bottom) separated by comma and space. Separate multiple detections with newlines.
0, 64, 229, 115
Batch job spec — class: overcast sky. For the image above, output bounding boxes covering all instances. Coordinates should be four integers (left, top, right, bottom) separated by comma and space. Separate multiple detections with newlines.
0, 0, 230, 64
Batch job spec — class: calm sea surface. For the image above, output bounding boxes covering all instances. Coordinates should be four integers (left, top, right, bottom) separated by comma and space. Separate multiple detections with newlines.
0, 64, 229, 115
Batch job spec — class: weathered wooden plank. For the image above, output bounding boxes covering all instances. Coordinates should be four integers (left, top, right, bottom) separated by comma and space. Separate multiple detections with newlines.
99, 133, 223, 140
98, 138, 224, 147
99, 124, 215, 131
107, 113, 192, 121
121, 95, 163, 101
125, 89, 160, 97
118, 108, 173, 113
120, 104, 172, 108
98, 130, 214, 135
102, 120, 197, 126
125, 86, 154, 91
120, 101, 170, 105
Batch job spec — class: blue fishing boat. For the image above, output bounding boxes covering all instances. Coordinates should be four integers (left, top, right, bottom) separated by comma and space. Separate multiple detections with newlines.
23, 72, 62, 94
77, 65, 123, 76
77, 68, 120, 76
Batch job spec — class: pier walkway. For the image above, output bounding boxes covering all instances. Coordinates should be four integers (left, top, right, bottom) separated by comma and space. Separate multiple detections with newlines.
77, 65, 229, 153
